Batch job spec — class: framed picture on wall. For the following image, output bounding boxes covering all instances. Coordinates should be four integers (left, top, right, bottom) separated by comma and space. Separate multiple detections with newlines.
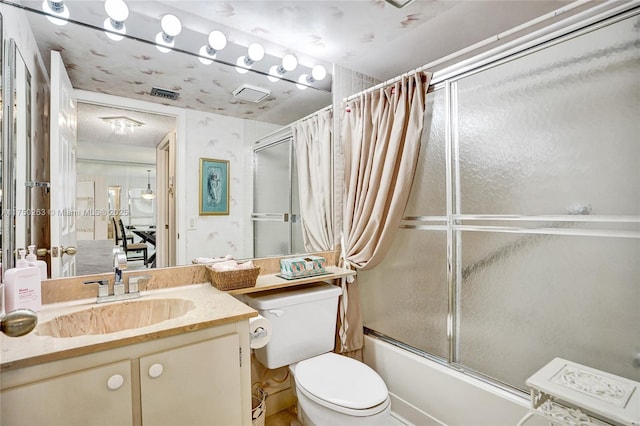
199, 158, 229, 215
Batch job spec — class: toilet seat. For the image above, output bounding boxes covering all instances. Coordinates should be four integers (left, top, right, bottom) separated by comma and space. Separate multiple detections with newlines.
292, 352, 390, 417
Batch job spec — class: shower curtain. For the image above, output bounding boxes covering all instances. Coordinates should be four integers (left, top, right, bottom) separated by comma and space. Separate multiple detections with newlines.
338, 72, 431, 357
292, 108, 334, 252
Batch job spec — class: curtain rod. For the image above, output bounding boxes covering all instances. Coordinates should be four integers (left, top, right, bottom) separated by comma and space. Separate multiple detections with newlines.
254, 104, 333, 145
343, 0, 592, 103
290, 104, 332, 128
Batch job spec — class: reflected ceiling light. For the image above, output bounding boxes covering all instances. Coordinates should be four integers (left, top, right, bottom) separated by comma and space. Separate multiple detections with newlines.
155, 14, 182, 53
198, 30, 227, 65
103, 0, 129, 41
236, 42, 264, 73
267, 65, 282, 82
142, 170, 156, 200
101, 116, 144, 135
296, 74, 308, 90
42, 0, 69, 26
235, 56, 250, 74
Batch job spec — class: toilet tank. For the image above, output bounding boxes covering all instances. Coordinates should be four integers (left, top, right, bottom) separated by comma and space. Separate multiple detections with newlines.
242, 283, 342, 369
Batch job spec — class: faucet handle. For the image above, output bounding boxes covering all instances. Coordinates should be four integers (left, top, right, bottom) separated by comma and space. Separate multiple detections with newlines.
128, 275, 150, 294
84, 279, 110, 298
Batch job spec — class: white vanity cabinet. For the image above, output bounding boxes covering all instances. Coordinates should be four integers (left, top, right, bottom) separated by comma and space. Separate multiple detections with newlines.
139, 333, 243, 426
0, 359, 134, 425
0, 321, 252, 426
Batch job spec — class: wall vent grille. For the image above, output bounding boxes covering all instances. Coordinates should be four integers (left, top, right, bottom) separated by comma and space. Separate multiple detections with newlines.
150, 87, 180, 100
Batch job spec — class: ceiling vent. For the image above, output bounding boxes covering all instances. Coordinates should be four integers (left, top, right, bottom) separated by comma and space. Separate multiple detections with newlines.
150, 87, 180, 100
232, 84, 271, 103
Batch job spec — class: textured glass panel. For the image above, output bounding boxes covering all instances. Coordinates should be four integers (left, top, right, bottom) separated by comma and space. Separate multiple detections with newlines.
457, 16, 640, 216
458, 231, 640, 390
254, 221, 289, 258
254, 141, 291, 257
290, 153, 304, 254
360, 230, 448, 358
404, 89, 447, 217
254, 141, 290, 213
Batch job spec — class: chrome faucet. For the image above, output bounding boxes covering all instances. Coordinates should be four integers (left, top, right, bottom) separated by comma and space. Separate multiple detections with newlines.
114, 248, 127, 285
82, 249, 142, 304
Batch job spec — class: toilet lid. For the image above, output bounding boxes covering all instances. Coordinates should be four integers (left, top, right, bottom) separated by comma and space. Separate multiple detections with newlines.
294, 352, 388, 410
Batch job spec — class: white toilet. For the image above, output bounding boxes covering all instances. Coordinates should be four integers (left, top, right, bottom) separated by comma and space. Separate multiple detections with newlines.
242, 283, 392, 426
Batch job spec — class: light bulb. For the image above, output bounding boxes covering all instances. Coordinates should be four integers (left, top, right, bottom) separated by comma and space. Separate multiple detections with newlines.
235, 56, 250, 74
312, 64, 327, 81
42, 0, 69, 26
282, 54, 298, 72
297, 74, 308, 90
247, 43, 264, 62
161, 14, 182, 37
103, 18, 126, 41
198, 45, 215, 65
155, 32, 173, 53
208, 30, 227, 51
267, 65, 281, 82
104, 0, 128, 22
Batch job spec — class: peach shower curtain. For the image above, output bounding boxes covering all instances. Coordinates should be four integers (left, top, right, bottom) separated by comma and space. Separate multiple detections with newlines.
292, 109, 334, 252
337, 72, 431, 357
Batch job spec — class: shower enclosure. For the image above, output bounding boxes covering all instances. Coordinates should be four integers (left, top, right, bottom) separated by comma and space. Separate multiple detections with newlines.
251, 129, 304, 258
359, 8, 640, 393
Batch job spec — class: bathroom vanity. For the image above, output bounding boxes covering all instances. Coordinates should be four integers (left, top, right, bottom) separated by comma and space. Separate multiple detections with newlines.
0, 284, 256, 426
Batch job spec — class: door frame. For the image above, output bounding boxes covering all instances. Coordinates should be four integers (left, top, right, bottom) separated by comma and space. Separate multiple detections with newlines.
74, 90, 187, 265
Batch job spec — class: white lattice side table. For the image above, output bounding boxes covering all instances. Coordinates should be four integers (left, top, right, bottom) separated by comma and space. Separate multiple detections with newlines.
525, 358, 639, 426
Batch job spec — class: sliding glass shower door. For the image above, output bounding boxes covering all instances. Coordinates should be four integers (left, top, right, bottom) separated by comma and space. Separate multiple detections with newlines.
252, 134, 303, 258
360, 9, 640, 392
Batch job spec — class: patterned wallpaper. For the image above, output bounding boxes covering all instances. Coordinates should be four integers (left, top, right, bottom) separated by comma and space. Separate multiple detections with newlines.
184, 109, 280, 261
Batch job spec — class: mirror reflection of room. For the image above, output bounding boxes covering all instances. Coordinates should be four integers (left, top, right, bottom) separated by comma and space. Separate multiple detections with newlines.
74, 103, 175, 274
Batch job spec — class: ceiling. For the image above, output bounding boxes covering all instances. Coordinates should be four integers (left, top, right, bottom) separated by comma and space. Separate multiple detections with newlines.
77, 103, 175, 149
9, 0, 582, 145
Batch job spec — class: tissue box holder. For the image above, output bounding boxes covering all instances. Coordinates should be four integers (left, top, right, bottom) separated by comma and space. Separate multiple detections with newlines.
207, 265, 261, 291
279, 256, 326, 279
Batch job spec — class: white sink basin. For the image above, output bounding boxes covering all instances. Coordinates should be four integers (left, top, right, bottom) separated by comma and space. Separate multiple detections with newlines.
36, 298, 196, 338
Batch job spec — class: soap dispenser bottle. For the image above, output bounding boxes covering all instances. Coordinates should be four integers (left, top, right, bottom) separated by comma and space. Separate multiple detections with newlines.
4, 249, 42, 312
27, 245, 48, 280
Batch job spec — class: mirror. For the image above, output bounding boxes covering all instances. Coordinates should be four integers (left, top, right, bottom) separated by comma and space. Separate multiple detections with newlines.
1, 1, 334, 278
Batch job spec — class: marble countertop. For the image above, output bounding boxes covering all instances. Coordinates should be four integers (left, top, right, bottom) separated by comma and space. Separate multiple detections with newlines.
1, 284, 257, 371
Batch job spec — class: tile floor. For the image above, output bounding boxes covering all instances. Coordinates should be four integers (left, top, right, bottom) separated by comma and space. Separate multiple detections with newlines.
264, 407, 299, 426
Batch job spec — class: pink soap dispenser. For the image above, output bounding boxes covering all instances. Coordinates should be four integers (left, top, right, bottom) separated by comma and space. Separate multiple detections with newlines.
4, 249, 42, 313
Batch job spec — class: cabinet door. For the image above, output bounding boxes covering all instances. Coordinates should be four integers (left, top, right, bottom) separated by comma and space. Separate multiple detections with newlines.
1, 360, 132, 426
139, 333, 242, 426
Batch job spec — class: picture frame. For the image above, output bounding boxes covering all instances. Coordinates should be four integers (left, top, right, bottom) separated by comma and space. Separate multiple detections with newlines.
199, 158, 229, 215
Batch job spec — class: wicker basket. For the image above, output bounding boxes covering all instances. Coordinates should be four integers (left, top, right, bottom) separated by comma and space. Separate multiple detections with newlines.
207, 265, 261, 291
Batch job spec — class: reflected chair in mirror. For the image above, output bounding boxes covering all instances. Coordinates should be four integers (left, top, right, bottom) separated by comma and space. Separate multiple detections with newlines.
118, 219, 148, 267
112, 217, 133, 245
